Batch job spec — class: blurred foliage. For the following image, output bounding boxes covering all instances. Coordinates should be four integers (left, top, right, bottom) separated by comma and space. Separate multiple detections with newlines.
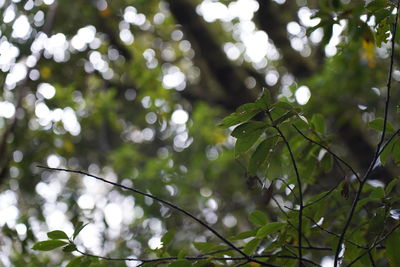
1, 0, 400, 266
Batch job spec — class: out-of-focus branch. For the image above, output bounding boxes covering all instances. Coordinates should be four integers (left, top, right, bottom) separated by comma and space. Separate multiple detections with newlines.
95, 10, 133, 61
255, 0, 316, 78
165, 0, 269, 109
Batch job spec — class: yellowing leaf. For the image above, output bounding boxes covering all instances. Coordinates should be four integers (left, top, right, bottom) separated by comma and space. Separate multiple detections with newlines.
361, 38, 376, 67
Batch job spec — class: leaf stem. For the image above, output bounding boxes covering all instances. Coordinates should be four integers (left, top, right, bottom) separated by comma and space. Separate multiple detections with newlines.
293, 125, 360, 182
75, 247, 321, 266
272, 126, 304, 266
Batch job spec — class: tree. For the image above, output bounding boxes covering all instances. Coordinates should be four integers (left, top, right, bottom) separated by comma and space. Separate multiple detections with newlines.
1, 0, 400, 266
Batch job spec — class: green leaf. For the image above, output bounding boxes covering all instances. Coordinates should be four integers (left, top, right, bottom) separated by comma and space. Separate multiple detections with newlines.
386, 178, 399, 195
294, 114, 309, 129
47, 230, 69, 240
230, 229, 257, 241
256, 222, 285, 238
161, 229, 176, 247
369, 187, 385, 199
392, 140, 400, 165
248, 137, 277, 175
80, 258, 93, 267
311, 114, 326, 134
193, 242, 226, 253
321, 153, 333, 172
356, 197, 379, 211
368, 118, 395, 133
73, 222, 88, 240
169, 260, 192, 267
272, 101, 294, 111
368, 208, 386, 236
381, 140, 395, 164
66, 257, 83, 267
249, 210, 268, 226
235, 127, 265, 156
375, 8, 392, 24
193, 259, 214, 267
365, 0, 386, 12
243, 238, 261, 255
32, 240, 68, 251
231, 122, 267, 138
177, 249, 186, 259
273, 110, 296, 126
219, 103, 262, 128
63, 244, 77, 252
193, 242, 210, 251
322, 22, 333, 46
255, 89, 271, 109
386, 227, 400, 266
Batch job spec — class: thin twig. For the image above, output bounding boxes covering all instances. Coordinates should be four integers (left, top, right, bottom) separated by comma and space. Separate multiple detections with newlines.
76, 247, 320, 266
272, 126, 304, 266
37, 165, 273, 266
272, 196, 289, 217
274, 177, 298, 200
286, 219, 313, 247
197, 246, 243, 257
287, 245, 331, 251
368, 251, 377, 267
305, 216, 365, 249
303, 180, 342, 208
293, 125, 360, 182
334, 3, 400, 265
347, 223, 400, 266
378, 128, 400, 157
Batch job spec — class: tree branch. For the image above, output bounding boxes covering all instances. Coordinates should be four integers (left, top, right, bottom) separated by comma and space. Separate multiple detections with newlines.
293, 125, 361, 182
334, 3, 400, 265
270, 124, 304, 266
347, 223, 400, 266
37, 165, 272, 266
75, 247, 321, 266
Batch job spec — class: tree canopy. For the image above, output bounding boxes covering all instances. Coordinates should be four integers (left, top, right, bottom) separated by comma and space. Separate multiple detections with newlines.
1, 0, 400, 266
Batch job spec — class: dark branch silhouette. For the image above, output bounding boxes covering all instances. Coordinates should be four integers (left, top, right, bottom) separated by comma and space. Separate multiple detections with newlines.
37, 165, 274, 267
334, 3, 400, 265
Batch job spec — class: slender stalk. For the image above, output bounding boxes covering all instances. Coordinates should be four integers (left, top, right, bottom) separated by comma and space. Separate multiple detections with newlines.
75, 247, 321, 266
378, 128, 400, 157
37, 165, 272, 266
303, 181, 341, 208
347, 223, 400, 266
368, 251, 377, 267
305, 216, 365, 249
334, 3, 400, 265
293, 125, 360, 182
273, 127, 304, 266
